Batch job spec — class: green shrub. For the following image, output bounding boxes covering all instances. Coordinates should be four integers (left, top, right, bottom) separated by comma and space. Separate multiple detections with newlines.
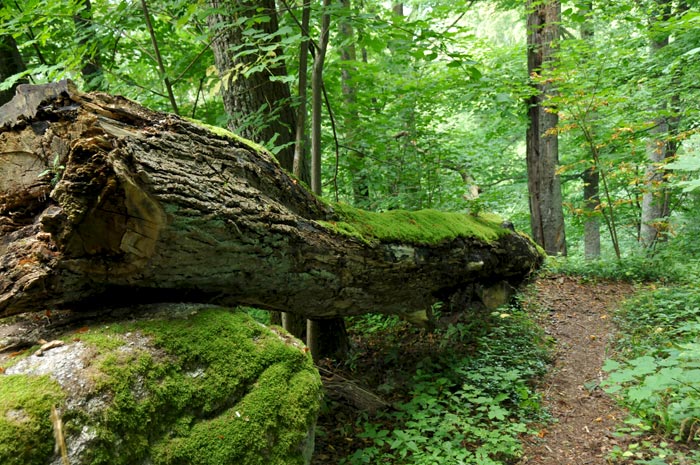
342, 307, 550, 465
602, 285, 700, 462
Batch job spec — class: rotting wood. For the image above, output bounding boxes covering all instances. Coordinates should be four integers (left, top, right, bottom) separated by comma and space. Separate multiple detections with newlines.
0, 80, 543, 320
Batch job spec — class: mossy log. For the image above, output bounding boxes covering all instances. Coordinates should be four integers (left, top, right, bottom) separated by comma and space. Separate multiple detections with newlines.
0, 81, 543, 320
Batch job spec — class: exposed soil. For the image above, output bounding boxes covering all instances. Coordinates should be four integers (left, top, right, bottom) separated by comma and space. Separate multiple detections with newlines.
518, 275, 635, 465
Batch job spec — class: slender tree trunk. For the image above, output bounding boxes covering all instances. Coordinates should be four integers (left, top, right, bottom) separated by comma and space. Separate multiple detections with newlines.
640, 0, 676, 248
141, 0, 179, 114
310, 0, 330, 195
525, 0, 566, 256
583, 167, 601, 258
580, 0, 600, 259
293, 0, 312, 185
207, 0, 296, 170
0, 34, 27, 105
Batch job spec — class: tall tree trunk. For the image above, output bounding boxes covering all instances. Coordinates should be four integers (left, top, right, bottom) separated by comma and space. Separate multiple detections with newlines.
525, 0, 566, 256
0, 34, 27, 106
580, 0, 600, 259
293, 0, 312, 186
207, 0, 296, 170
583, 167, 600, 258
310, 0, 330, 195
640, 0, 676, 248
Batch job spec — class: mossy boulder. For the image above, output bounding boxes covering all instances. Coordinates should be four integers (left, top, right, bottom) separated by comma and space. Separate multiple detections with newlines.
0, 305, 322, 465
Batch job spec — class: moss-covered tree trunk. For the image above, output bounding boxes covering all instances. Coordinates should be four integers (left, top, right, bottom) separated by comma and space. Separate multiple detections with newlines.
0, 81, 543, 321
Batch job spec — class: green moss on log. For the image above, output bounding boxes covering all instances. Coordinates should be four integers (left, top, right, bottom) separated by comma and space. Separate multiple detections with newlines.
0, 375, 65, 465
319, 203, 507, 245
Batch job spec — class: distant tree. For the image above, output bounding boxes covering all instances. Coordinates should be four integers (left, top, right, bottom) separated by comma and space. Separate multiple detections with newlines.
639, 0, 683, 248
578, 0, 601, 259
525, 0, 567, 255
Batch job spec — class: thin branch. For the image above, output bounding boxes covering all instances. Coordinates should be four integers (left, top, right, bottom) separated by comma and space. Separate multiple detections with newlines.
140, 0, 179, 114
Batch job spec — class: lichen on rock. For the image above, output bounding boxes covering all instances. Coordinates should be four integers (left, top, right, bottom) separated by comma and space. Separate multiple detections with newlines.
0, 304, 322, 465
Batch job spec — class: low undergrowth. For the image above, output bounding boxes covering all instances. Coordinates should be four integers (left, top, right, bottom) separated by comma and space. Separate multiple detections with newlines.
316, 299, 551, 465
603, 285, 700, 464
544, 253, 700, 284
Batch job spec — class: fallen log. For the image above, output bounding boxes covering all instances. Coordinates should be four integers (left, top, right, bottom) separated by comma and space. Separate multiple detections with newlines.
0, 80, 543, 320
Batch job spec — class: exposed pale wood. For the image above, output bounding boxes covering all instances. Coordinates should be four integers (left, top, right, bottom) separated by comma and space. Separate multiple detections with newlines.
0, 81, 542, 320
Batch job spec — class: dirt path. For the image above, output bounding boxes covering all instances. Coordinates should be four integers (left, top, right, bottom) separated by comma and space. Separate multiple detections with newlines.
519, 275, 635, 465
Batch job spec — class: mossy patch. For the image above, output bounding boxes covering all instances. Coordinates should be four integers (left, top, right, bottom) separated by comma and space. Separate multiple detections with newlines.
0, 375, 65, 465
318, 203, 507, 245
0, 307, 321, 465
78, 309, 321, 465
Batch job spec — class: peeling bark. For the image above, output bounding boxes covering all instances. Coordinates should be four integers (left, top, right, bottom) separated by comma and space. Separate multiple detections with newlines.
0, 81, 543, 320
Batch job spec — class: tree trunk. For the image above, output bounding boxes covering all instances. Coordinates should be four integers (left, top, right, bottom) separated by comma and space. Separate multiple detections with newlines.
640, 0, 676, 248
580, 0, 600, 259
310, 0, 330, 195
292, 0, 312, 186
0, 34, 27, 106
0, 81, 543, 321
526, 0, 566, 256
583, 167, 601, 258
207, 0, 296, 170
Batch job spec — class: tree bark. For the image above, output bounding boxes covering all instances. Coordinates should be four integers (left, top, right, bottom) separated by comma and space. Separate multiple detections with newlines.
526, 0, 566, 256
579, 0, 600, 259
0, 81, 543, 320
207, 0, 296, 170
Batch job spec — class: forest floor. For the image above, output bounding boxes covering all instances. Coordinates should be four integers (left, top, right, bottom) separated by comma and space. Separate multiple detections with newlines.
314, 275, 642, 464
517, 275, 635, 465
